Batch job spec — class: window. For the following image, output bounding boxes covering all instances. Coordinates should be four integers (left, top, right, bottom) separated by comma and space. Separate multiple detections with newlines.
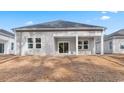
35, 38, 41, 48
109, 41, 112, 49
78, 41, 82, 50
11, 43, 14, 50
28, 38, 33, 48
78, 40, 89, 50
120, 42, 124, 49
78, 41, 82, 45
0, 43, 4, 53
84, 41, 88, 49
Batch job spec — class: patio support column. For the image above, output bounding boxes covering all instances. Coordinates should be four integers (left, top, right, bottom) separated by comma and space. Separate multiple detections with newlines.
93, 37, 96, 55
101, 31, 104, 55
76, 35, 78, 55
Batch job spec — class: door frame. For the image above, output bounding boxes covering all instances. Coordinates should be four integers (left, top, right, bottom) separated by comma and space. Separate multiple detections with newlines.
58, 41, 70, 54
0, 43, 4, 54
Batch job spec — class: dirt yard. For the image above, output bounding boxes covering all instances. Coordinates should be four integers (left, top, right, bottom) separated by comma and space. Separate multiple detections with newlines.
0, 55, 124, 82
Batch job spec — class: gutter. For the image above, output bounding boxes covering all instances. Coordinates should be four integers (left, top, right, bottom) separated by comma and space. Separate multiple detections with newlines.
12, 27, 105, 32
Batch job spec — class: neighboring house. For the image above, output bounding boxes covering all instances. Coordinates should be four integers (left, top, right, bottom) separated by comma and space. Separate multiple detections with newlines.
96, 29, 124, 54
13, 20, 105, 56
0, 29, 15, 54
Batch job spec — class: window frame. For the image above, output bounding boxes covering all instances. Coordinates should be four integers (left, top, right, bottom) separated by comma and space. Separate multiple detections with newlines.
58, 41, 70, 54
35, 38, 41, 49
11, 42, 14, 50
109, 41, 112, 49
83, 40, 89, 49
78, 41, 83, 50
78, 40, 89, 50
120, 42, 124, 49
27, 38, 33, 49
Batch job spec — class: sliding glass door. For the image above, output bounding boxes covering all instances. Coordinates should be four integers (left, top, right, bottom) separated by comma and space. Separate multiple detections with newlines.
58, 42, 69, 53
0, 43, 4, 53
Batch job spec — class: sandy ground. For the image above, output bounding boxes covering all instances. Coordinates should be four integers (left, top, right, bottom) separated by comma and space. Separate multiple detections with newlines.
0, 55, 124, 82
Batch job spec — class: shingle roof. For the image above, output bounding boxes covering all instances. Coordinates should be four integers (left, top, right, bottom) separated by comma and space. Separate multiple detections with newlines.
0, 29, 14, 38
109, 29, 124, 37
104, 29, 124, 40
13, 20, 105, 30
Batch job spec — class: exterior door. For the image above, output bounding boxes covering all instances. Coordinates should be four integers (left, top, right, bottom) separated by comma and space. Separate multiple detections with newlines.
59, 42, 69, 53
0, 43, 4, 53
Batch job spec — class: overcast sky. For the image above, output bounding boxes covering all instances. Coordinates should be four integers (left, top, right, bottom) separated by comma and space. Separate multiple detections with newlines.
0, 11, 123, 34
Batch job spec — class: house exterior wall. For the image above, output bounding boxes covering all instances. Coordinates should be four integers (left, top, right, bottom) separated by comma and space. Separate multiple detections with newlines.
55, 37, 76, 54
15, 30, 103, 56
96, 39, 113, 54
96, 42, 100, 54
104, 39, 113, 53
78, 37, 94, 55
0, 34, 14, 54
54, 37, 94, 55
112, 38, 124, 54
96, 36, 124, 54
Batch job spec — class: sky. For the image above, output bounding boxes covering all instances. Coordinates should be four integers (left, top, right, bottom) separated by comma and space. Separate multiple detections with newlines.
0, 11, 124, 35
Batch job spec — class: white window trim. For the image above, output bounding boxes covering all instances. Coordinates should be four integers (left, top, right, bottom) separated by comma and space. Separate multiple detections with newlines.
0, 43, 4, 54
27, 38, 42, 49
35, 38, 41, 49
109, 41, 112, 50
27, 38, 33, 49
11, 42, 14, 50
57, 41, 70, 54
78, 40, 89, 50
120, 42, 124, 49
78, 41, 83, 50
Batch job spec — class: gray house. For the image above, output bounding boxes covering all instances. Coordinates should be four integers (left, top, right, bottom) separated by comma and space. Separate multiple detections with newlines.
96, 29, 124, 54
0, 29, 15, 54
13, 20, 105, 56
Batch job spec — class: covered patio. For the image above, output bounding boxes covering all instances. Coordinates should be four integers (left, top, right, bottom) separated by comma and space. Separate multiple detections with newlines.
54, 34, 104, 55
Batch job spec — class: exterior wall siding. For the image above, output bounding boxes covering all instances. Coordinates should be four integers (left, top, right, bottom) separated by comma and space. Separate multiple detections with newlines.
16, 31, 102, 56
0, 34, 14, 54
96, 36, 124, 54
96, 39, 113, 54
113, 38, 124, 54
104, 39, 113, 54
78, 37, 94, 55
55, 37, 76, 54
